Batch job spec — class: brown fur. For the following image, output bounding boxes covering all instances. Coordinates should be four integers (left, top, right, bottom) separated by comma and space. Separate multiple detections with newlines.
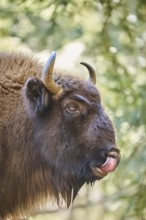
0, 52, 120, 219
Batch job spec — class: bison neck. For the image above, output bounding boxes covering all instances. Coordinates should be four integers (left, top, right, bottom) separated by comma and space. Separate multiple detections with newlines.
0, 106, 85, 219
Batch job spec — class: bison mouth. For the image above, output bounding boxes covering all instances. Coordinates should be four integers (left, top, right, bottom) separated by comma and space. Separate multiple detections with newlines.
91, 148, 121, 179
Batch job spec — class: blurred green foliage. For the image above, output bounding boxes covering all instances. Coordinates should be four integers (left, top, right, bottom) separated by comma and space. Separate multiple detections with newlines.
0, 0, 146, 219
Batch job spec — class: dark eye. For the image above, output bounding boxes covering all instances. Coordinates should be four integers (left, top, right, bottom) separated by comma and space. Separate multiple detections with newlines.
66, 104, 79, 113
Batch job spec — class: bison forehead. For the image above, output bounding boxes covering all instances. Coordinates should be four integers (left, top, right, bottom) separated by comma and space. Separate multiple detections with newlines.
54, 74, 101, 103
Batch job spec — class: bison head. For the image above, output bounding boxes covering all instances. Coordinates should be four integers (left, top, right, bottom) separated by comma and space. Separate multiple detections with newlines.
23, 52, 120, 207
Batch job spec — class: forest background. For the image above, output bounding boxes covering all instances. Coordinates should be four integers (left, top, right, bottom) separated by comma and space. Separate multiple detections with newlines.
0, 0, 146, 219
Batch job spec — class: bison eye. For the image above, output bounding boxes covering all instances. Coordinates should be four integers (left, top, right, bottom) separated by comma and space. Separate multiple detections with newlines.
66, 104, 79, 114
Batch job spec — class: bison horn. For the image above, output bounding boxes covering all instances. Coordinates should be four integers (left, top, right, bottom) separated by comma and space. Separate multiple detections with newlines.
42, 51, 62, 94
80, 62, 96, 84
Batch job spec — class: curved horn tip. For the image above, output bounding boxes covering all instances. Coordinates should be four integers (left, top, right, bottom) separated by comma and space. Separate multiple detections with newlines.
47, 51, 56, 65
42, 51, 57, 76
46, 51, 56, 65
51, 51, 56, 59
42, 51, 62, 94
80, 62, 96, 84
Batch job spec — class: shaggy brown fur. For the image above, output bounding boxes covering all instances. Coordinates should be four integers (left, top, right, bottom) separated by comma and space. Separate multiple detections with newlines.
0, 52, 120, 219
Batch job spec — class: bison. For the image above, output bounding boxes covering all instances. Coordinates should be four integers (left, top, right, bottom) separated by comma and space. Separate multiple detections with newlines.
0, 51, 120, 219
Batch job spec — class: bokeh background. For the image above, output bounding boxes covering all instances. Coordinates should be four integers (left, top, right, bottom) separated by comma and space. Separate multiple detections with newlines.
0, 0, 146, 219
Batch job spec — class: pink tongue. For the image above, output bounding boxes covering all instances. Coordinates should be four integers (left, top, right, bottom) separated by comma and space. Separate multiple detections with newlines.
100, 157, 117, 173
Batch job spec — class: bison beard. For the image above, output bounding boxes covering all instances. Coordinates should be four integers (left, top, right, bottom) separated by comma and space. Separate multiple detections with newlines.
0, 51, 121, 219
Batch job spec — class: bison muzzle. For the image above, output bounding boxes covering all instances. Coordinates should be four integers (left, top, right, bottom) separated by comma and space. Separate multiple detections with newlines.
0, 51, 120, 219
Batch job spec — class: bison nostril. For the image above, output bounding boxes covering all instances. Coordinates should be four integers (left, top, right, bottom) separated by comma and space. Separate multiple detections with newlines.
107, 147, 121, 165
112, 147, 120, 154
104, 146, 120, 156
97, 146, 120, 164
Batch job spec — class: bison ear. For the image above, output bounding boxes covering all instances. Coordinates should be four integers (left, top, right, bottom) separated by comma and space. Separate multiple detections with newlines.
23, 78, 52, 115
